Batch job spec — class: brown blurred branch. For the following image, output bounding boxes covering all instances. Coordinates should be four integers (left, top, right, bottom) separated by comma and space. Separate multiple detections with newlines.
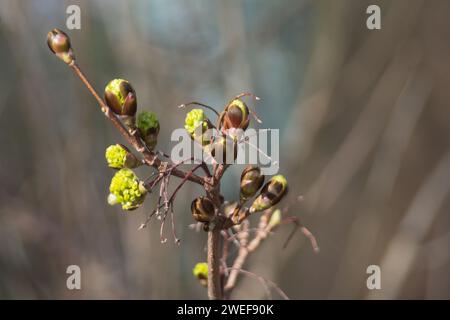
225, 267, 289, 300
69, 62, 206, 186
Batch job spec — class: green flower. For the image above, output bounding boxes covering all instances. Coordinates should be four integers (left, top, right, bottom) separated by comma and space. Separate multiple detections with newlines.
191, 197, 215, 223
250, 175, 288, 214
137, 111, 159, 136
193, 262, 208, 286
219, 99, 249, 131
105, 144, 139, 169
268, 209, 282, 229
136, 111, 160, 150
108, 169, 146, 210
104, 79, 137, 117
105, 79, 127, 105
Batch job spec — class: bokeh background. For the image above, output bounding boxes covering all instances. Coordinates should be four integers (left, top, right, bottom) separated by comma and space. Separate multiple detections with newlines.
0, 0, 449, 299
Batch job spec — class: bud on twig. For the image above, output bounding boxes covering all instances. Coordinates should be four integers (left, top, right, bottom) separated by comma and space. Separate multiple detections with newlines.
105, 144, 139, 169
108, 169, 147, 211
206, 136, 237, 164
268, 209, 282, 229
47, 28, 75, 64
136, 111, 160, 151
193, 262, 208, 287
104, 79, 137, 128
249, 175, 288, 213
239, 165, 264, 202
184, 109, 214, 146
219, 99, 249, 131
191, 196, 215, 223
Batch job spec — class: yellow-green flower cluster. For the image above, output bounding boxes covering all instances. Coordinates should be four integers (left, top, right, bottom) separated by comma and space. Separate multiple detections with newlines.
193, 262, 208, 281
137, 111, 159, 136
109, 169, 146, 210
105, 144, 128, 169
185, 109, 208, 135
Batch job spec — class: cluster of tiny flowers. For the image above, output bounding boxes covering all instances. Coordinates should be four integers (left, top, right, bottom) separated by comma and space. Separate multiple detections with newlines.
105, 144, 127, 169
109, 169, 145, 210
185, 109, 207, 135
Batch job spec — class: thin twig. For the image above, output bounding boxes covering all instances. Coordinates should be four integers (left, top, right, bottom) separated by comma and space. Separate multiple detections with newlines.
69, 62, 206, 186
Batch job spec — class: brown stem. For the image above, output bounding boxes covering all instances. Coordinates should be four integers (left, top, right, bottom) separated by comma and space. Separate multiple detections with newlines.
201, 172, 225, 300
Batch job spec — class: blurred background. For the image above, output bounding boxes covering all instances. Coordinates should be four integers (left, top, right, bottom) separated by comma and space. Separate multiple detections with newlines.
0, 0, 449, 299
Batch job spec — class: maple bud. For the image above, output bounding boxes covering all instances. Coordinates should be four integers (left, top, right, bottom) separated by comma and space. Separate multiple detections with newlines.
104, 79, 137, 118
105, 144, 139, 169
207, 136, 237, 164
136, 111, 160, 151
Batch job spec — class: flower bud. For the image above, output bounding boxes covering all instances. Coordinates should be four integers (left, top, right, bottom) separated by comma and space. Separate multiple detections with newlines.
104, 79, 137, 117
107, 193, 118, 206
47, 28, 75, 64
105, 144, 139, 169
240, 165, 264, 202
249, 175, 288, 214
268, 209, 282, 229
206, 136, 237, 164
191, 196, 215, 223
193, 262, 208, 287
184, 109, 214, 146
108, 169, 147, 211
219, 99, 249, 131
136, 111, 160, 150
